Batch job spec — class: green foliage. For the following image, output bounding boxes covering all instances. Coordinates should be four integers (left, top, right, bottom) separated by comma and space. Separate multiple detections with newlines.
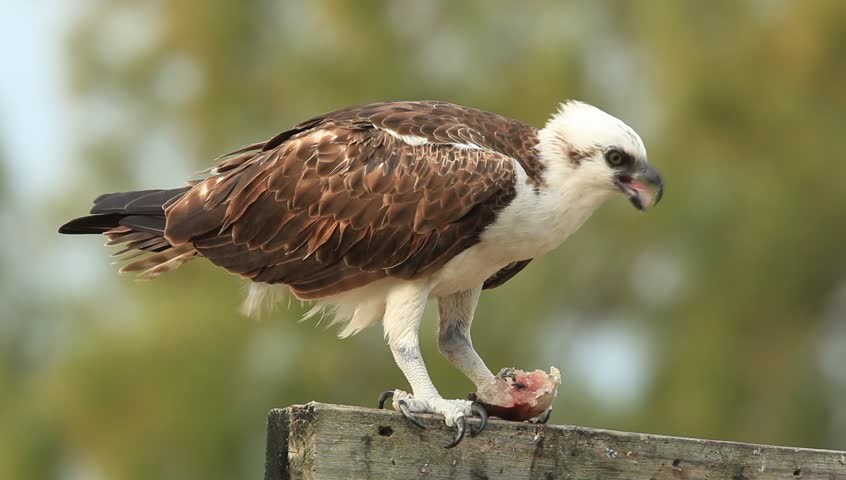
3, 1, 846, 478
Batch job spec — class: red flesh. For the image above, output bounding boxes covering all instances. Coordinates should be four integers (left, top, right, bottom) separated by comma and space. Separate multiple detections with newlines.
474, 367, 560, 421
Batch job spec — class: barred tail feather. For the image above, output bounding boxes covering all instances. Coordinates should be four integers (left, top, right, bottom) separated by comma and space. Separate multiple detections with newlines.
108, 228, 197, 279
59, 187, 196, 279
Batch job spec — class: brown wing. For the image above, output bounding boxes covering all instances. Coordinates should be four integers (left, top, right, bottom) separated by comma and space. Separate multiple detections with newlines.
163, 101, 536, 299
483, 259, 533, 290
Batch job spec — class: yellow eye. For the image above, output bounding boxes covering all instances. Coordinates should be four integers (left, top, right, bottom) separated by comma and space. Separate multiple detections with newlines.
605, 149, 627, 167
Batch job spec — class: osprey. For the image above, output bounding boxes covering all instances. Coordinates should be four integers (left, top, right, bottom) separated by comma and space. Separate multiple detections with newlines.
60, 100, 662, 447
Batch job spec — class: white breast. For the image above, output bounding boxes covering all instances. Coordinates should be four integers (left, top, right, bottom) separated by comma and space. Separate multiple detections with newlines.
429, 161, 614, 297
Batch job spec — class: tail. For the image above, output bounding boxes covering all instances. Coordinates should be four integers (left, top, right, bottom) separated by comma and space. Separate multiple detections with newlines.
59, 187, 198, 279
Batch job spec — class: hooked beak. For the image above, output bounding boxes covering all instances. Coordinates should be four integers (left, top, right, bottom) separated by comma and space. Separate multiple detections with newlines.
614, 165, 664, 211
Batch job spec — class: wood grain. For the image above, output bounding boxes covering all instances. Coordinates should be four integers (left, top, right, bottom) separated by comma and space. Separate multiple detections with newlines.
265, 402, 846, 480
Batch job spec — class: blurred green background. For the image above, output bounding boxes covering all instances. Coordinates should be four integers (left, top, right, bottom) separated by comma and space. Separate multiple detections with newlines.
2, 0, 846, 478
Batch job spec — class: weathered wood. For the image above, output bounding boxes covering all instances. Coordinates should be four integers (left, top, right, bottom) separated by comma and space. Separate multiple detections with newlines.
265, 402, 846, 480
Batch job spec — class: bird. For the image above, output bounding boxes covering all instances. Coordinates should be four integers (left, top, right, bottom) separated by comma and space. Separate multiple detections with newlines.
59, 100, 663, 447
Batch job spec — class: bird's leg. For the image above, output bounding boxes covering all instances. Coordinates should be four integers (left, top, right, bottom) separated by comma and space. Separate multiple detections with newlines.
437, 288, 496, 389
438, 289, 557, 424
379, 282, 487, 447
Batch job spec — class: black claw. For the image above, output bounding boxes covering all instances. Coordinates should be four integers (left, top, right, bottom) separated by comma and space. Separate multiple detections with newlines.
445, 416, 466, 449
470, 402, 489, 437
398, 400, 426, 429
377, 390, 395, 409
538, 408, 552, 424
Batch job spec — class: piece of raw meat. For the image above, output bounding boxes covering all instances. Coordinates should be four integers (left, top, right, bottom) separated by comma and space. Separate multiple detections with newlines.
472, 367, 560, 422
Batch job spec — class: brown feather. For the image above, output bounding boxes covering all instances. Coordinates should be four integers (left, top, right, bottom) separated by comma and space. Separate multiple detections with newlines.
162, 101, 537, 298
483, 259, 533, 290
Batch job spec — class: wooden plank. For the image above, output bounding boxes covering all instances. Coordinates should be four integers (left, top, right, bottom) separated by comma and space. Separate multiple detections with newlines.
265, 404, 291, 480
265, 402, 846, 480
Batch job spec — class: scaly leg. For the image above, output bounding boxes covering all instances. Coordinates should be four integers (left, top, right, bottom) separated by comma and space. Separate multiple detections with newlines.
437, 287, 496, 389
437, 287, 554, 424
378, 282, 487, 448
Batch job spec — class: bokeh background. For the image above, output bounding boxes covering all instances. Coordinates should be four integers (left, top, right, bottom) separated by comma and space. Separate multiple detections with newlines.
2, 1, 846, 478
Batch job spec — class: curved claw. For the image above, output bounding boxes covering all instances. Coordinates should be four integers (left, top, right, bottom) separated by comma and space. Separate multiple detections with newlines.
469, 402, 489, 437
445, 416, 466, 449
377, 390, 395, 409
537, 408, 552, 424
398, 400, 426, 429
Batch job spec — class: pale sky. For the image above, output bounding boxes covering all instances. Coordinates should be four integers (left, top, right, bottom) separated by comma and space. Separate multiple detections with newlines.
0, 1, 73, 198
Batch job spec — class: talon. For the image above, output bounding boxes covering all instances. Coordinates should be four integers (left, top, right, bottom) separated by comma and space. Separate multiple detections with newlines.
445, 416, 466, 448
538, 408, 552, 424
470, 402, 488, 437
377, 390, 395, 409
398, 400, 426, 429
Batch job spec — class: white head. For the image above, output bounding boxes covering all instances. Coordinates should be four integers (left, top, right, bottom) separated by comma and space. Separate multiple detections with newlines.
538, 101, 663, 211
